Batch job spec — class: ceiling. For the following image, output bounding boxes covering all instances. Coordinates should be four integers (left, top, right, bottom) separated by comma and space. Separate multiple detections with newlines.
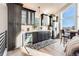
23, 3, 70, 17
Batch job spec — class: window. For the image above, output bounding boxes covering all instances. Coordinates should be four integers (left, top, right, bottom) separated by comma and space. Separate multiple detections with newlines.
61, 4, 77, 29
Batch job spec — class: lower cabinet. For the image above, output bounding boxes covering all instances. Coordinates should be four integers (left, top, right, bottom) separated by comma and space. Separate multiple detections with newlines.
23, 31, 51, 45
32, 32, 38, 44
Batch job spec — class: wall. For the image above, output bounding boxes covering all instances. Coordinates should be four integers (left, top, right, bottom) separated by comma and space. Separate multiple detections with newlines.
0, 4, 7, 33
0, 3, 7, 55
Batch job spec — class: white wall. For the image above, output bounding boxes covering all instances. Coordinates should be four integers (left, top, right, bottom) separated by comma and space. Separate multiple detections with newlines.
0, 3, 7, 55
0, 4, 7, 33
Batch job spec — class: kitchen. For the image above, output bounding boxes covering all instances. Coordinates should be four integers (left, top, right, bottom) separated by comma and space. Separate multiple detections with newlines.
0, 3, 78, 56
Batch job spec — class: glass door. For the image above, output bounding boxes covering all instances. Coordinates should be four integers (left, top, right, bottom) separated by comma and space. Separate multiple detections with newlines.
32, 12, 35, 25
21, 10, 27, 25
28, 11, 31, 25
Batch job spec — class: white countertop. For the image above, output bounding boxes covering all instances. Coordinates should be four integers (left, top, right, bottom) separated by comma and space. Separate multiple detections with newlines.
22, 30, 50, 33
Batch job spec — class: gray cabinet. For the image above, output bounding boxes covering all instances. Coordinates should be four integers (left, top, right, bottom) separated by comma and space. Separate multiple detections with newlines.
32, 31, 51, 44
23, 31, 51, 45
32, 32, 38, 44
7, 3, 23, 50
22, 8, 36, 25
22, 9, 27, 25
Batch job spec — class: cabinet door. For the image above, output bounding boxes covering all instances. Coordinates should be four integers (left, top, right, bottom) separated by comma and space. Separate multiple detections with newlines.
32, 12, 35, 25
15, 5, 21, 24
26, 10, 28, 25
8, 4, 15, 24
38, 32, 42, 42
32, 32, 38, 44
28, 11, 31, 25
15, 4, 21, 35
21, 10, 27, 25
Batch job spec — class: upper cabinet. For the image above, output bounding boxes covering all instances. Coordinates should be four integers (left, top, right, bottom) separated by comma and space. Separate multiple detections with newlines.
21, 8, 36, 25
41, 14, 50, 26
22, 10, 27, 25
28, 11, 31, 25
31, 12, 35, 25
41, 14, 59, 26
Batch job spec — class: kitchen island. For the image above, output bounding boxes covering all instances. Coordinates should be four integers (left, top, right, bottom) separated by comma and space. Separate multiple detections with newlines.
22, 30, 53, 49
